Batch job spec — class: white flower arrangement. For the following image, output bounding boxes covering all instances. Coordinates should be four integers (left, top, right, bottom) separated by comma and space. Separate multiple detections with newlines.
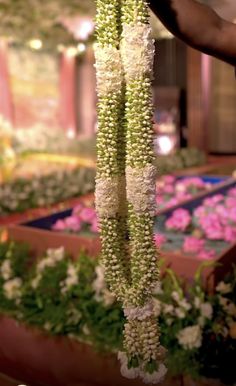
177, 325, 202, 350
3, 277, 22, 301
60, 263, 79, 295
0, 259, 12, 281
95, 0, 164, 382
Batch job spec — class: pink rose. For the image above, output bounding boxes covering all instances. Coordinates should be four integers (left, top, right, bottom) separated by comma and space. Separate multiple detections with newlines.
79, 207, 96, 224
165, 208, 191, 232
64, 216, 82, 232
224, 226, 236, 243
198, 249, 216, 260
154, 234, 167, 248
183, 236, 205, 254
52, 219, 66, 231
162, 175, 175, 184
228, 188, 236, 197
90, 217, 99, 233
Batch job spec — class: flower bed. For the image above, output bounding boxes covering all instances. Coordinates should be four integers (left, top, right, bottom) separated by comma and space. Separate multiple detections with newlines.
0, 241, 235, 385
0, 166, 95, 216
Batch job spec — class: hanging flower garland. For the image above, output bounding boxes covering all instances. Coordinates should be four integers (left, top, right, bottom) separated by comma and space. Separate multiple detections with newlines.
95, 0, 167, 383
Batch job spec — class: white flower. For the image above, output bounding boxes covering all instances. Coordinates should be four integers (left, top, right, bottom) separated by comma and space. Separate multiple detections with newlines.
163, 304, 174, 315
102, 289, 116, 306
166, 318, 173, 326
194, 297, 201, 309
178, 299, 191, 311
61, 264, 79, 294
200, 303, 213, 319
124, 301, 154, 321
171, 291, 181, 302
0, 260, 12, 280
92, 265, 106, 294
175, 308, 186, 319
31, 275, 42, 289
177, 325, 202, 350
118, 352, 140, 380
3, 278, 22, 300
152, 282, 163, 295
37, 247, 65, 273
152, 298, 161, 317
197, 316, 205, 327
82, 324, 90, 336
141, 363, 167, 384
216, 282, 232, 294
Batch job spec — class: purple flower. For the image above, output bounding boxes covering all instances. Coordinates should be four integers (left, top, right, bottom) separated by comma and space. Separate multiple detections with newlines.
166, 208, 191, 232
183, 236, 205, 254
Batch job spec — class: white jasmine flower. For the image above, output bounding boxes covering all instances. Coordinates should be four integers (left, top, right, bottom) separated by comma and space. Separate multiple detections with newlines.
118, 352, 140, 379
0, 260, 12, 280
216, 282, 232, 294
3, 278, 22, 300
141, 363, 167, 384
177, 325, 202, 350
200, 302, 213, 319
152, 298, 161, 317
124, 301, 154, 321
152, 282, 163, 295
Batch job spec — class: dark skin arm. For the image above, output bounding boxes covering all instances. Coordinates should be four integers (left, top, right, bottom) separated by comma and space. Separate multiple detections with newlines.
149, 0, 236, 65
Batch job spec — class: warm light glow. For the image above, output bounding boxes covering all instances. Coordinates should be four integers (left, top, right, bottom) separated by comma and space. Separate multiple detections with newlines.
57, 44, 65, 53
28, 39, 42, 50
66, 46, 78, 58
67, 129, 76, 139
77, 43, 86, 53
155, 135, 176, 155
77, 20, 94, 40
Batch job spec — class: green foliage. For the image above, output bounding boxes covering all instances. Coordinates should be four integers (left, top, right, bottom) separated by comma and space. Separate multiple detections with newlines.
0, 241, 235, 383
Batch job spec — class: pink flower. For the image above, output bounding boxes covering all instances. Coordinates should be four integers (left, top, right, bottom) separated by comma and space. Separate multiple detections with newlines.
154, 234, 167, 248
224, 226, 236, 243
163, 184, 175, 194
72, 203, 84, 215
79, 207, 96, 223
194, 206, 207, 219
183, 236, 205, 254
225, 197, 236, 209
162, 175, 175, 184
166, 209, 191, 232
203, 194, 224, 207
199, 213, 224, 240
228, 188, 236, 197
198, 249, 216, 260
228, 207, 236, 223
52, 219, 66, 231
64, 216, 82, 232
90, 217, 99, 233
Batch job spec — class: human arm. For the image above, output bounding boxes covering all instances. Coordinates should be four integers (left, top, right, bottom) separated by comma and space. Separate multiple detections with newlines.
149, 0, 236, 65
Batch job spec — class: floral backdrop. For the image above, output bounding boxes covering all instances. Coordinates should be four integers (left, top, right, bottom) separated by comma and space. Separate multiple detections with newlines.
9, 47, 59, 128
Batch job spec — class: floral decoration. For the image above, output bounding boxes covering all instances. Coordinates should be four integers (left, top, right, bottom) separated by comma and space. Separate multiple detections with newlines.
95, 0, 165, 382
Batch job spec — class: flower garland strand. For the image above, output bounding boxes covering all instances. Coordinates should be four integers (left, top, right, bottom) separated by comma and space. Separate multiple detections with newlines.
95, 0, 167, 383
